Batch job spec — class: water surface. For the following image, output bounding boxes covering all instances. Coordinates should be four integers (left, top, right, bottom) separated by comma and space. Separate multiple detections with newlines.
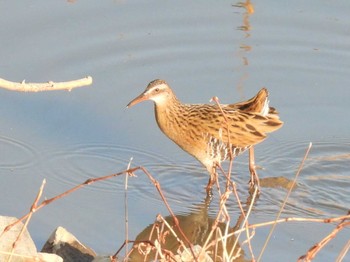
0, 1, 349, 261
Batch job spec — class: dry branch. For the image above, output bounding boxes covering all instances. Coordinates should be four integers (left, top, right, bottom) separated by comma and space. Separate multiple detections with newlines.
258, 142, 312, 261
128, 167, 197, 261
298, 215, 350, 262
0, 167, 138, 240
0, 76, 92, 92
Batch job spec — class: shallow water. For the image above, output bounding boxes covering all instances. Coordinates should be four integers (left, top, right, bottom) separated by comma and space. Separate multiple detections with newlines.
0, 1, 349, 261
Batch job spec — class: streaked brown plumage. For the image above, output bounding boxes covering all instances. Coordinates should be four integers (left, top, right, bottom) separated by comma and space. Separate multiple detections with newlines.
127, 79, 283, 192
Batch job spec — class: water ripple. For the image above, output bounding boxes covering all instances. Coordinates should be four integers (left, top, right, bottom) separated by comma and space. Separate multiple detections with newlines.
40, 143, 176, 191
39, 139, 350, 219
255, 139, 350, 218
0, 135, 39, 170
40, 143, 222, 213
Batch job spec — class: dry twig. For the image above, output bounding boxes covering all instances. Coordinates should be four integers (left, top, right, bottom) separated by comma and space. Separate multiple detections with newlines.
5, 179, 46, 262
0, 167, 138, 239
126, 167, 197, 261
298, 212, 350, 262
257, 142, 312, 261
0, 76, 92, 92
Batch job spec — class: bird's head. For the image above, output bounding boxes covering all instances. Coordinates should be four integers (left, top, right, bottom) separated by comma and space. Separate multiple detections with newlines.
127, 79, 173, 107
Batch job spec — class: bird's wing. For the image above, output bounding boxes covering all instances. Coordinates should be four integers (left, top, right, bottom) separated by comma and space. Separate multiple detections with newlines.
199, 109, 283, 148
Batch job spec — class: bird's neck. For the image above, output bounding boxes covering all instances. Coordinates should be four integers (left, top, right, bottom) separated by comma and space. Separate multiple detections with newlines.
153, 95, 185, 137
154, 93, 181, 113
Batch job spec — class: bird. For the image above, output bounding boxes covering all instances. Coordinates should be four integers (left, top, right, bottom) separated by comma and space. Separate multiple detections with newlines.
127, 79, 283, 193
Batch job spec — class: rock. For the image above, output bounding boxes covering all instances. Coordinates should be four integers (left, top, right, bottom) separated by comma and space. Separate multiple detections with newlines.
41, 226, 96, 262
0, 215, 37, 262
37, 252, 63, 262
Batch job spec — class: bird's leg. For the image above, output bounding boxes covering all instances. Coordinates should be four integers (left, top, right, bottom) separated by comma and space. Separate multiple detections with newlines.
206, 165, 217, 194
248, 146, 261, 191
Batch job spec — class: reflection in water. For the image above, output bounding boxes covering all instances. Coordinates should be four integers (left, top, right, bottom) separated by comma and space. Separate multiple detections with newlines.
233, 1, 254, 98
129, 195, 248, 261
234, 1, 254, 34
260, 176, 296, 190
243, 139, 350, 219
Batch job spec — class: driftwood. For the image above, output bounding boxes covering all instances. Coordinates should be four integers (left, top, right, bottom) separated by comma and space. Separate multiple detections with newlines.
0, 76, 92, 92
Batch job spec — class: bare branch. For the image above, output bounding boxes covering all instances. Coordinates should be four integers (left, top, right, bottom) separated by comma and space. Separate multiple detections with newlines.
0, 76, 92, 92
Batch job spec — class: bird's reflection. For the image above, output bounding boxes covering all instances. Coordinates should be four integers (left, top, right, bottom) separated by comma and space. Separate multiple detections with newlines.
129, 193, 253, 261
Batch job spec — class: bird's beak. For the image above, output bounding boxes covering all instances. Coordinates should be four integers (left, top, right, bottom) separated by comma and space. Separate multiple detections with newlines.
126, 92, 149, 108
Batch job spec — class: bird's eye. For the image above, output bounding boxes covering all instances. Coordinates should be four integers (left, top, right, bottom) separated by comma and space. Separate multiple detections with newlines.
155, 88, 160, 92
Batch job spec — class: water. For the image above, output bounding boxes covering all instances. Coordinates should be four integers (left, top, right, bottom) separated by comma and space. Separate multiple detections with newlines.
0, 1, 349, 261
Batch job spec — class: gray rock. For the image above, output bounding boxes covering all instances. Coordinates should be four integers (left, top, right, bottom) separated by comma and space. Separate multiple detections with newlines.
37, 252, 63, 262
41, 226, 96, 262
0, 215, 37, 262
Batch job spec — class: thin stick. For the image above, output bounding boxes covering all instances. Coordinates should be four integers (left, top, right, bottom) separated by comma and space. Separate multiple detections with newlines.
231, 186, 258, 259
216, 163, 252, 260
124, 158, 133, 259
0, 252, 36, 260
201, 194, 227, 253
212, 95, 256, 260
218, 191, 231, 260
217, 164, 246, 217
210, 96, 234, 190
204, 96, 254, 261
143, 219, 160, 262
213, 214, 350, 239
336, 238, 350, 262
0, 167, 139, 239
115, 240, 175, 261
157, 215, 190, 256
214, 226, 228, 261
255, 215, 350, 231
135, 167, 197, 261
298, 218, 350, 261
257, 142, 312, 262
201, 186, 241, 258
7, 179, 46, 262
0, 76, 92, 92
